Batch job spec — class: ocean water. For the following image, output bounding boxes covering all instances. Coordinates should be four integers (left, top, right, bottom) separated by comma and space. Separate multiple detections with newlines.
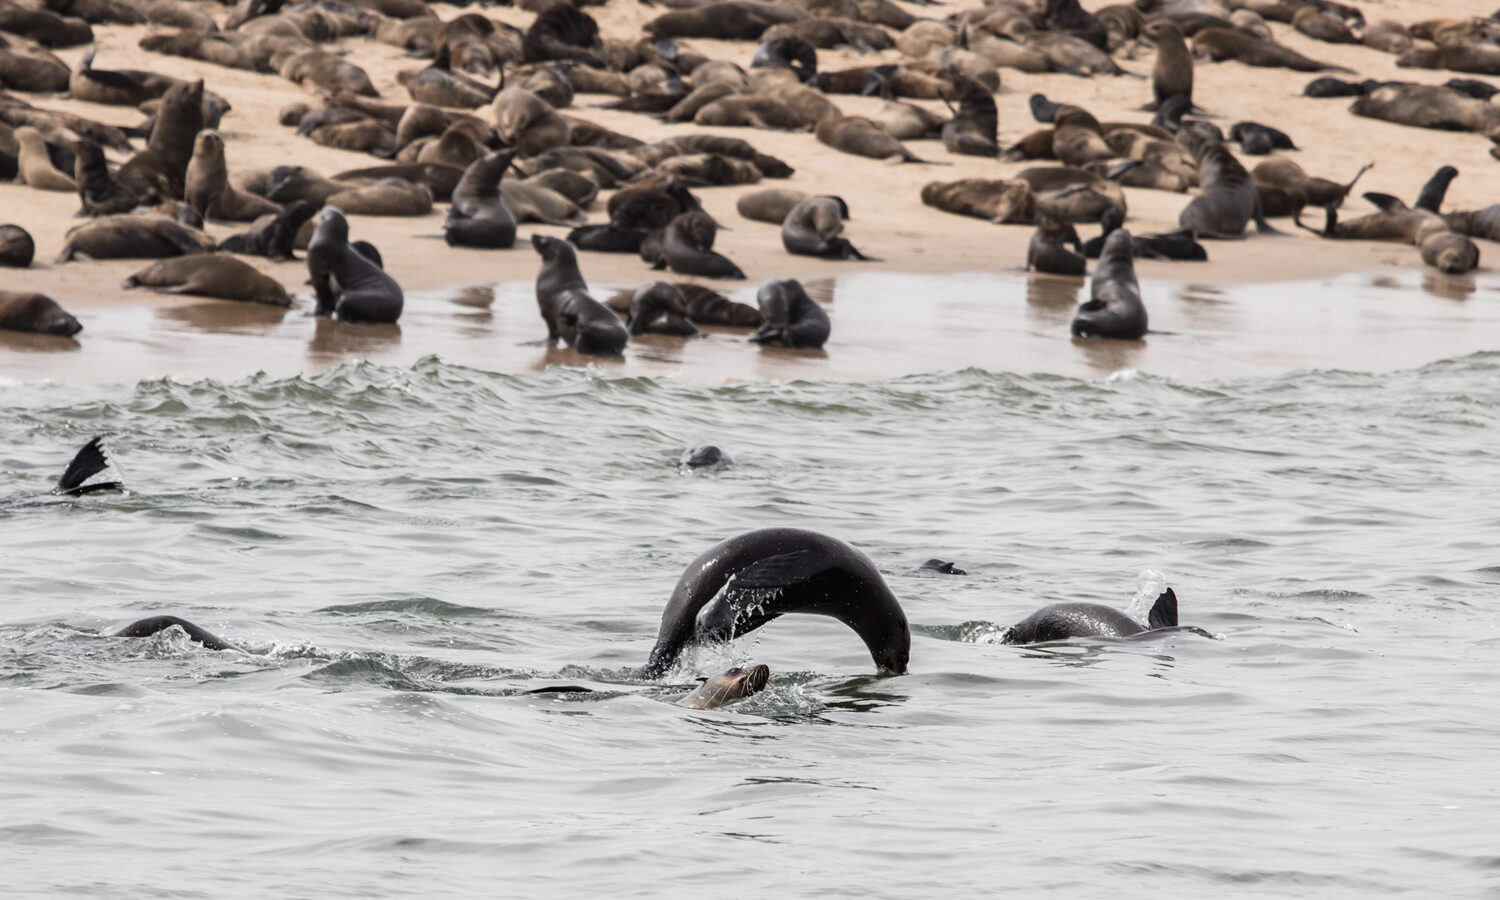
1, 356, 1497, 897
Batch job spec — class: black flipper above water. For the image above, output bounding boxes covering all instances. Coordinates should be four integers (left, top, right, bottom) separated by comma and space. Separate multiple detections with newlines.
53, 436, 122, 496
114, 615, 236, 651
1147, 588, 1178, 629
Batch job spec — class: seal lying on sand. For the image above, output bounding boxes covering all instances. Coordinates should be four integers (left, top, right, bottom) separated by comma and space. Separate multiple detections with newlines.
0, 289, 81, 337
123, 256, 290, 306
1072, 229, 1147, 340
1002, 588, 1178, 643
220, 200, 316, 261
56, 215, 215, 262
750, 278, 829, 348
531, 234, 629, 356
677, 664, 771, 709
642, 527, 910, 678
1082, 207, 1206, 261
0, 224, 34, 267
307, 207, 404, 324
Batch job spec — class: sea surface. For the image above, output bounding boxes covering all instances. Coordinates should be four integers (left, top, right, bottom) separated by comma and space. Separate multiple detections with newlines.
2, 351, 1498, 896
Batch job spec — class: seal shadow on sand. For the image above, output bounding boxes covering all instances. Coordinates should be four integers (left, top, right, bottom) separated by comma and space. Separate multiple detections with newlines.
155, 300, 292, 336
307, 316, 402, 359
0, 330, 80, 353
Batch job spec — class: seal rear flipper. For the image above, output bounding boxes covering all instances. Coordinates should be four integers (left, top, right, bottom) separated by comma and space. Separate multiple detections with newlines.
1147, 587, 1178, 629
53, 436, 120, 496
524, 685, 595, 694
115, 615, 236, 651
1362, 192, 1407, 214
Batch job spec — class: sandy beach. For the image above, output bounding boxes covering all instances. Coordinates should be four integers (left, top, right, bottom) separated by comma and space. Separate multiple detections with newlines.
2, 0, 1499, 381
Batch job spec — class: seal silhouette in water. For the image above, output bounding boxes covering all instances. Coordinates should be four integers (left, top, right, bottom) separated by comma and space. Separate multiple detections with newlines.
113, 616, 237, 651
680, 444, 734, 471
1002, 588, 1178, 643
642, 527, 911, 678
307, 207, 404, 324
1, 436, 120, 506
1072, 230, 1147, 340
677, 664, 771, 709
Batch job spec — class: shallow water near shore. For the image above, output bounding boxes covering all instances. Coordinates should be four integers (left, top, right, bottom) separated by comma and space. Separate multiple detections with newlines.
4, 267, 1499, 385
2, 353, 1498, 896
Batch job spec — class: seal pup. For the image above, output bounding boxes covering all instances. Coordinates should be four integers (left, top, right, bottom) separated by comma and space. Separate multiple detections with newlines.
1003, 588, 1178, 643
0, 224, 35, 267
69, 46, 178, 106
0, 290, 81, 337
56, 215, 214, 262
781, 196, 868, 260
1142, 20, 1193, 110
1228, 121, 1296, 155
1072, 229, 1147, 340
625, 281, 701, 337
1178, 131, 1278, 238
660, 211, 745, 279
73, 141, 140, 216
677, 664, 771, 709
14, 126, 75, 191
114, 616, 236, 651
530, 234, 628, 355
445, 149, 519, 249
220, 200, 316, 262
1027, 214, 1086, 276
307, 207, 404, 324
185, 132, 281, 222
642, 527, 910, 678
750, 278, 829, 348
679, 444, 734, 471
123, 256, 290, 306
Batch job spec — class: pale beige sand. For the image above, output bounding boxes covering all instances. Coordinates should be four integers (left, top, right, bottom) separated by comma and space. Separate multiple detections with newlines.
0, 0, 1497, 383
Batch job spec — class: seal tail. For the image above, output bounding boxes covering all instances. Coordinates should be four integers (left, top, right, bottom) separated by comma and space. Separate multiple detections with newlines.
1147, 588, 1178, 629
53, 436, 122, 496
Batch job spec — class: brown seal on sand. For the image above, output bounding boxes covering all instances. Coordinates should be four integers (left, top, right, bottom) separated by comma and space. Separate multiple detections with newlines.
1027, 214, 1086, 276
0, 290, 79, 336
56, 215, 214, 262
74, 141, 141, 216
1191, 28, 1350, 72
185, 132, 282, 222
1142, 20, 1192, 110
123, 256, 290, 306
530, 234, 628, 356
219, 200, 316, 262
676, 664, 771, 709
815, 115, 929, 163
0, 224, 34, 267
921, 178, 1036, 224
492, 87, 569, 156
117, 78, 204, 201
1177, 131, 1277, 238
781, 195, 868, 259
661, 210, 745, 279
737, 187, 809, 223
13, 126, 74, 191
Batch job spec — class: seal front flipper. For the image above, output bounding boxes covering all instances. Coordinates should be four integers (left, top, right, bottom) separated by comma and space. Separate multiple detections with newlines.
53, 436, 121, 496
115, 615, 236, 651
1148, 588, 1178, 629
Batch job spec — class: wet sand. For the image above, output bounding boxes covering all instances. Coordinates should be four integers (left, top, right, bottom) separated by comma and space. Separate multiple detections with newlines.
5, 268, 1496, 384
1, 0, 1498, 382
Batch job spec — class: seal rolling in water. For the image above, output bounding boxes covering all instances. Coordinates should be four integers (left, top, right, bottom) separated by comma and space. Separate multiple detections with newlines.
642, 527, 910, 678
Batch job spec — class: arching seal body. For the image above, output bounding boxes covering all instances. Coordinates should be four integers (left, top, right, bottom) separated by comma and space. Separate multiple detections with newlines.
643, 527, 910, 678
530, 234, 628, 355
115, 616, 236, 651
750, 278, 829, 348
0, 290, 80, 336
1178, 134, 1277, 238
306, 208, 404, 324
446, 150, 519, 249
116, 78, 204, 201
123, 256, 290, 306
661, 211, 745, 278
1003, 589, 1178, 643
781, 196, 866, 259
677, 664, 771, 709
1072, 229, 1147, 340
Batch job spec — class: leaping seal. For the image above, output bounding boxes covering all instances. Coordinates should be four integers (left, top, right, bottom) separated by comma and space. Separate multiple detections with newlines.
642, 527, 911, 678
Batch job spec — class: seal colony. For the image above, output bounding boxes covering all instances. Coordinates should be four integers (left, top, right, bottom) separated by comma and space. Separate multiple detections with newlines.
0, 0, 1494, 350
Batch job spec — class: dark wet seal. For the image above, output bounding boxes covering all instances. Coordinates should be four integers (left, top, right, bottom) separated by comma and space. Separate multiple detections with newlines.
0, 290, 82, 337
307, 207, 403, 325
1072, 230, 1147, 341
750, 278, 829, 349
1001, 588, 1178, 643
114, 615, 237, 652
0, 436, 120, 507
677, 664, 771, 709
530, 234, 628, 356
679, 444, 734, 471
913, 559, 966, 576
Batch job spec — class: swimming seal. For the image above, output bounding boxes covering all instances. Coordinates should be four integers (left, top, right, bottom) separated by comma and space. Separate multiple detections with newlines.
123, 256, 291, 306
0, 290, 81, 337
0, 224, 34, 267
750, 278, 829, 349
446, 149, 519, 249
530, 234, 629, 356
307, 207, 404, 324
679, 444, 734, 471
114, 616, 237, 651
1071, 229, 1147, 340
1002, 588, 1178, 643
781, 196, 868, 260
642, 527, 910, 678
660, 211, 745, 279
677, 664, 771, 709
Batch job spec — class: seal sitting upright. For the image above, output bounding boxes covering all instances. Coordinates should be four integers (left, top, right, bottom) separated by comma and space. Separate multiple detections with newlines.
306, 207, 404, 324
531, 234, 629, 356
642, 527, 910, 678
1071, 229, 1147, 340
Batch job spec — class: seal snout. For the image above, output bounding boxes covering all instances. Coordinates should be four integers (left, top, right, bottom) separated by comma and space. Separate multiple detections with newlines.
742, 663, 770, 693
